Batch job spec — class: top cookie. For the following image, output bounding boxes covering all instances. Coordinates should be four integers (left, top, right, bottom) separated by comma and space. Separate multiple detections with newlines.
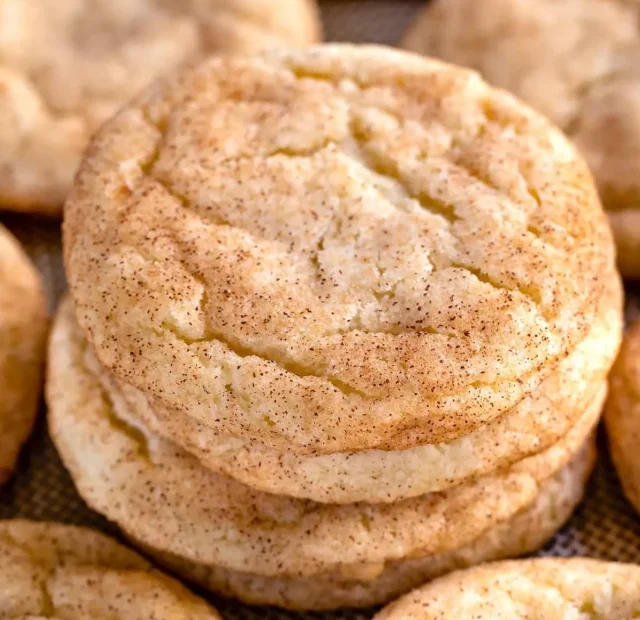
401, 0, 640, 276
0, 0, 321, 215
0, 519, 221, 618
375, 558, 640, 619
64, 44, 615, 454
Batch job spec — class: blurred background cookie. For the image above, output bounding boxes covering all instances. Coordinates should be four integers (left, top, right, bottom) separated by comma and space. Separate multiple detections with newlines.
0, 0, 321, 215
0, 225, 46, 484
401, 0, 640, 277
606, 319, 640, 515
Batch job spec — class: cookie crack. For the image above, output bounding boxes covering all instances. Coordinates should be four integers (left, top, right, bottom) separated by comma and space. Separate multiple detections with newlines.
345, 119, 547, 318
347, 118, 459, 225
160, 278, 369, 399
505, 572, 603, 617
449, 261, 543, 310
152, 168, 460, 341
140, 128, 465, 342
84, 343, 154, 462
290, 119, 551, 327
139, 110, 551, 372
105, 397, 152, 461
1, 531, 57, 617
136, 142, 375, 399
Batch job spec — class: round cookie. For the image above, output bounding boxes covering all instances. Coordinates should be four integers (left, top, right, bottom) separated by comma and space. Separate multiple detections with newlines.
375, 558, 640, 619
48, 297, 598, 589
0, 225, 47, 484
96, 273, 620, 503
401, 0, 640, 277
0, 0, 321, 215
605, 319, 640, 514
135, 440, 595, 609
0, 519, 220, 617
64, 44, 615, 455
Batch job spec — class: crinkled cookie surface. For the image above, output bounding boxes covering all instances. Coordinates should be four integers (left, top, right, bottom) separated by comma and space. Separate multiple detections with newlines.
0, 519, 221, 618
64, 44, 615, 453
375, 558, 640, 619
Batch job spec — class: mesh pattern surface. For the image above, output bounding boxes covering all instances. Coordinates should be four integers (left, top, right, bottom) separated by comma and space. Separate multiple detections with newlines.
1, 2, 640, 618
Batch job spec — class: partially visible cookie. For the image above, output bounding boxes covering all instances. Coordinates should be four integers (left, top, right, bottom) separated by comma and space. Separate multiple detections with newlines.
135, 438, 596, 609
401, 0, 640, 277
0, 0, 321, 215
0, 519, 221, 618
605, 320, 640, 514
0, 225, 47, 484
375, 558, 640, 619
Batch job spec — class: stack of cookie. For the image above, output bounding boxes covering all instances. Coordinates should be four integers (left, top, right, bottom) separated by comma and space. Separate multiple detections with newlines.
49, 45, 623, 610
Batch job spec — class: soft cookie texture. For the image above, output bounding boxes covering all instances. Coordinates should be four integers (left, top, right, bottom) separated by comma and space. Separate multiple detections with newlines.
132, 442, 595, 609
605, 319, 640, 514
0, 0, 321, 215
48, 297, 597, 608
401, 0, 640, 277
0, 225, 47, 484
64, 44, 615, 455
0, 520, 221, 618
94, 275, 620, 503
375, 558, 640, 619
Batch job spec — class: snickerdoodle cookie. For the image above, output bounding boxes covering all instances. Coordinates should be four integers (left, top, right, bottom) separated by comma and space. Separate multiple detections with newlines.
401, 0, 640, 276
0, 519, 221, 617
605, 319, 640, 514
64, 45, 615, 455
0, 0, 321, 215
131, 441, 596, 609
97, 275, 620, 503
48, 297, 598, 609
0, 225, 47, 484
375, 558, 640, 619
